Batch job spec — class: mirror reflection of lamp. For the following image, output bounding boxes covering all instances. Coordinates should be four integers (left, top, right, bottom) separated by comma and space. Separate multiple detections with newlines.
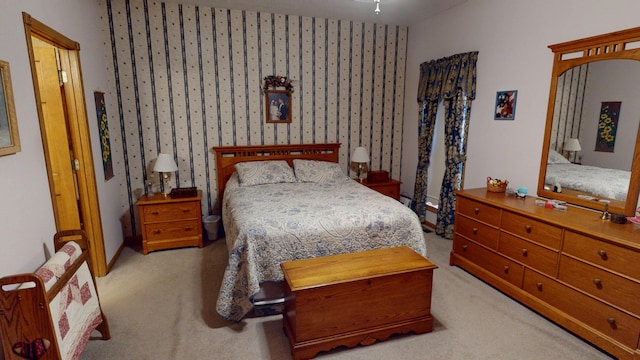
153, 153, 178, 196
564, 138, 582, 164
351, 147, 369, 183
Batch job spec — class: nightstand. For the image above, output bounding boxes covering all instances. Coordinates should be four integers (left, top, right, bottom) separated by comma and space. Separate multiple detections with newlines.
360, 179, 401, 200
136, 190, 203, 254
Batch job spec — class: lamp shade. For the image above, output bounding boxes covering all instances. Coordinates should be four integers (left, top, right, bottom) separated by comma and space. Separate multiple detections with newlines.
564, 138, 581, 152
153, 153, 178, 172
351, 147, 369, 163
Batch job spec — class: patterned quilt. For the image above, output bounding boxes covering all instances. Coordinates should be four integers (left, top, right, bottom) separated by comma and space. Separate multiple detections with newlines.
217, 175, 427, 321
35, 242, 103, 360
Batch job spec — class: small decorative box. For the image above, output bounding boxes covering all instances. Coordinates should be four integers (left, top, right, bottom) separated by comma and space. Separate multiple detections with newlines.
169, 187, 198, 198
367, 170, 389, 182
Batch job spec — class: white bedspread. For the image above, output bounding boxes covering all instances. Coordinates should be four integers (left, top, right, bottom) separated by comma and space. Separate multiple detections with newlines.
217, 175, 427, 321
545, 163, 630, 201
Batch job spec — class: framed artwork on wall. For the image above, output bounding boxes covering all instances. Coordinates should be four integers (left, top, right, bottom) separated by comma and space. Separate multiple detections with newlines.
94, 91, 114, 180
494, 90, 518, 120
0, 60, 20, 156
265, 89, 292, 123
594, 101, 620, 153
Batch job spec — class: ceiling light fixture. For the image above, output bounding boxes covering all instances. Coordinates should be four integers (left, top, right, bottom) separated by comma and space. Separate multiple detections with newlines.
374, 0, 381, 15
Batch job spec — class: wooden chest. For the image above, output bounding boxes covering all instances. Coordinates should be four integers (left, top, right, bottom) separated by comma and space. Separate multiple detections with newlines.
280, 246, 437, 360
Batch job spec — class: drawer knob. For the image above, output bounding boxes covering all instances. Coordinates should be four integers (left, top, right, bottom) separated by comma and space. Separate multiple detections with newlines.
474, 207, 480, 215
151, 211, 159, 215
524, 225, 532, 233
598, 250, 608, 259
535, 282, 543, 291
593, 278, 602, 288
153, 229, 161, 234
462, 245, 468, 252
185, 227, 193, 231
472, 228, 478, 235
182, 209, 191, 213
503, 265, 509, 273
521, 249, 528, 256
607, 318, 617, 329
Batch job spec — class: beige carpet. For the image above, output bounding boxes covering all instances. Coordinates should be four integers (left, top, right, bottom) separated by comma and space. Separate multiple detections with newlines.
80, 232, 612, 359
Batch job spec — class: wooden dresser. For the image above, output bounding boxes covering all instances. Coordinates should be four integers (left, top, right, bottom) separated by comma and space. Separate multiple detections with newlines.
451, 188, 640, 360
361, 179, 401, 200
136, 191, 203, 255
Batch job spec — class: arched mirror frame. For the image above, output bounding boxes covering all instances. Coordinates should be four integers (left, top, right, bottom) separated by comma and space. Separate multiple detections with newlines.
538, 26, 640, 216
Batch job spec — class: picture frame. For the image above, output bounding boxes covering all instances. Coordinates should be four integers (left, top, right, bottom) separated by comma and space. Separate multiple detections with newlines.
0, 60, 20, 156
494, 90, 518, 120
94, 91, 114, 180
265, 89, 292, 123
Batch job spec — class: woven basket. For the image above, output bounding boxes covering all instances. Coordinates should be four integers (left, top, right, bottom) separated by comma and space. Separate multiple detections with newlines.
486, 178, 508, 193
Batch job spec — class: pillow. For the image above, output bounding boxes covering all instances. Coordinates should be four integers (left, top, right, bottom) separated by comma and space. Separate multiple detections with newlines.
547, 149, 571, 164
293, 159, 349, 184
234, 160, 296, 186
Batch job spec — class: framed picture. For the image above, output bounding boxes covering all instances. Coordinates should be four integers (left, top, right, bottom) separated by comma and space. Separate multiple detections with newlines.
494, 90, 518, 120
265, 89, 292, 123
94, 91, 114, 180
0, 60, 20, 156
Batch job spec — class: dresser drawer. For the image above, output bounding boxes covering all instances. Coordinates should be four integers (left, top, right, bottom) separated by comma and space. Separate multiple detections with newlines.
142, 201, 200, 222
373, 184, 399, 199
456, 197, 501, 227
501, 211, 562, 250
498, 232, 559, 277
454, 236, 523, 288
524, 268, 640, 350
455, 214, 499, 250
145, 219, 201, 241
563, 231, 640, 280
559, 255, 640, 316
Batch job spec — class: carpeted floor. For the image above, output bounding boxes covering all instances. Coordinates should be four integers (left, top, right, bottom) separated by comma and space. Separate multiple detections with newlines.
80, 232, 613, 359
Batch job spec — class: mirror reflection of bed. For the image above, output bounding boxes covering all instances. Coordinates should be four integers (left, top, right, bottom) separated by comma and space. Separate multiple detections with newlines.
545, 149, 631, 202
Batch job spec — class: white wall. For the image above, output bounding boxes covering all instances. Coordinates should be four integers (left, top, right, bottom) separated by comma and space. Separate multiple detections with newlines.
401, 0, 640, 199
0, 0, 123, 277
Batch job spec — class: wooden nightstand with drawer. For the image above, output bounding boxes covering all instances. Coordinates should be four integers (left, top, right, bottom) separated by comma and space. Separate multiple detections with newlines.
136, 190, 203, 254
360, 179, 401, 200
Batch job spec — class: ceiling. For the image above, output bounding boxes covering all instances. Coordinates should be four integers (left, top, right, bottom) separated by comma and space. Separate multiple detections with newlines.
162, 0, 468, 27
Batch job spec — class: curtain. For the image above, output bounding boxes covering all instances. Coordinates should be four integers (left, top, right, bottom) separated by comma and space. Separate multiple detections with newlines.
412, 51, 478, 239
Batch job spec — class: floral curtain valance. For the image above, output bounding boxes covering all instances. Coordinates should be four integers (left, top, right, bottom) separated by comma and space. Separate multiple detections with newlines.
417, 51, 478, 103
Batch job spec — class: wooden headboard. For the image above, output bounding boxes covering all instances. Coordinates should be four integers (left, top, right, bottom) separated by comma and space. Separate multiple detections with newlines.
211, 143, 341, 207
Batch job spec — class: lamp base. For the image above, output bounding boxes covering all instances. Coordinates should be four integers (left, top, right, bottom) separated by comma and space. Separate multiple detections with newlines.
160, 172, 172, 197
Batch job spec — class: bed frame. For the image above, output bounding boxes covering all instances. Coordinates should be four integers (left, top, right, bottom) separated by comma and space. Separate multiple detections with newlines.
211, 143, 341, 208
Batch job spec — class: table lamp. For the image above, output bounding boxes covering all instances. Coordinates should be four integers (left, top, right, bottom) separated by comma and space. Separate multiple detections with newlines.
564, 138, 581, 163
153, 153, 178, 196
351, 146, 369, 182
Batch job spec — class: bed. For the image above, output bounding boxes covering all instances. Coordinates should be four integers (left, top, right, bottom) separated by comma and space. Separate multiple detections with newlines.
212, 143, 427, 322
545, 149, 630, 201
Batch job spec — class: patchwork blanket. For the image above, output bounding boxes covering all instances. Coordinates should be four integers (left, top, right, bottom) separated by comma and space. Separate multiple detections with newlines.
35, 242, 103, 360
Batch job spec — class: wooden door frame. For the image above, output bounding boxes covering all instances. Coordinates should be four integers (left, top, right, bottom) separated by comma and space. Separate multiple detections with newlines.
23, 13, 107, 276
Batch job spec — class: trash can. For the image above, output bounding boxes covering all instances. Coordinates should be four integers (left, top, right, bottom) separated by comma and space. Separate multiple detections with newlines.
203, 215, 220, 241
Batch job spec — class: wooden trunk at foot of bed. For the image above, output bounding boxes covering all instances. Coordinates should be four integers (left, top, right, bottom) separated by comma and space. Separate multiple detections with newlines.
211, 143, 341, 209
280, 246, 437, 360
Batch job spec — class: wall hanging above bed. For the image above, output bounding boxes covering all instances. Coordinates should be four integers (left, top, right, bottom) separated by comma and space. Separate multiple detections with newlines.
263, 75, 293, 124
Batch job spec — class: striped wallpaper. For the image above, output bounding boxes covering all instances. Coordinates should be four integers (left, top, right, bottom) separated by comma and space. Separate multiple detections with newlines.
550, 64, 588, 155
102, 0, 408, 237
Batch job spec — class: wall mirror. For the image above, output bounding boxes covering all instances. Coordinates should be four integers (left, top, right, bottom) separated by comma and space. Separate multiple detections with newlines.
538, 27, 640, 216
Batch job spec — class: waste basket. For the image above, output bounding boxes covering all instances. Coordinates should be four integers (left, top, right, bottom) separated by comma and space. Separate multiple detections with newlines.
203, 215, 220, 241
